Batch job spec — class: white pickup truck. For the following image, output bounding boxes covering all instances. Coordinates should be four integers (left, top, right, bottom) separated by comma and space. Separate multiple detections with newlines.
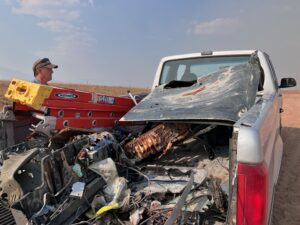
0, 50, 296, 225
121, 50, 297, 225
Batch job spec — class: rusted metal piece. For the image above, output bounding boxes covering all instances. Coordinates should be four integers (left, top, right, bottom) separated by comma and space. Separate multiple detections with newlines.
207, 179, 227, 213
50, 127, 93, 144
124, 123, 190, 160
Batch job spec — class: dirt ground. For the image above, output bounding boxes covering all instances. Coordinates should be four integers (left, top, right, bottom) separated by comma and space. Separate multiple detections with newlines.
272, 90, 300, 225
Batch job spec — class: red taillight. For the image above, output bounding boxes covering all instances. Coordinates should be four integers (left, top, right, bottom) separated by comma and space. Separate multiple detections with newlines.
237, 162, 268, 225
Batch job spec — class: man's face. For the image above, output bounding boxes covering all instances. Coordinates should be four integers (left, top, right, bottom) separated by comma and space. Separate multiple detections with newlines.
38, 67, 53, 83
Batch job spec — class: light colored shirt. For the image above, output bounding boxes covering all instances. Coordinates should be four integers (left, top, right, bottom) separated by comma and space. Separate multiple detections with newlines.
31, 78, 41, 84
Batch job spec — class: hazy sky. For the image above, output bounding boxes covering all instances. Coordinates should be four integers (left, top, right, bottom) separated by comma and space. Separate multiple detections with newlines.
0, 0, 299, 88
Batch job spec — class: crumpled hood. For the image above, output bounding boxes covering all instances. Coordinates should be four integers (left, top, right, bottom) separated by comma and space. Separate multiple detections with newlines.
120, 57, 261, 124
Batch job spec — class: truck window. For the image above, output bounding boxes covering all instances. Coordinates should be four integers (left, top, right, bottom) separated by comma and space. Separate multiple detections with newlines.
160, 56, 250, 85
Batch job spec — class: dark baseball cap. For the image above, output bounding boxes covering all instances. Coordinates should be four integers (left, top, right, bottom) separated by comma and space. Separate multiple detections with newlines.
33, 58, 58, 74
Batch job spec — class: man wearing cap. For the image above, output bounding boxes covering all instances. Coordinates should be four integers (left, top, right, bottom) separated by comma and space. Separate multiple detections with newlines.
32, 58, 58, 85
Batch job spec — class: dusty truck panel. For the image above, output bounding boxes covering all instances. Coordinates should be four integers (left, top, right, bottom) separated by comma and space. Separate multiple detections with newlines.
234, 93, 283, 225
236, 94, 282, 164
121, 57, 261, 123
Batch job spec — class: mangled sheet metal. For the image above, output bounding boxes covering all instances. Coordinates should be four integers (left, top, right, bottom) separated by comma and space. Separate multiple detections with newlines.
120, 56, 261, 123
0, 124, 231, 225
0, 148, 41, 205
132, 166, 207, 195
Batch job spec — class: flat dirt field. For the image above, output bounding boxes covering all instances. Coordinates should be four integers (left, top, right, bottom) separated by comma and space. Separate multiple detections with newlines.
0, 81, 299, 224
272, 90, 300, 225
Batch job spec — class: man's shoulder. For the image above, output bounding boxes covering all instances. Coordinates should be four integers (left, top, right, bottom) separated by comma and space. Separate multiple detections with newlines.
31, 79, 41, 84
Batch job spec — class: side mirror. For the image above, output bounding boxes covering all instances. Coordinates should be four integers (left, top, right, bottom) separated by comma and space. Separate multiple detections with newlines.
279, 77, 297, 88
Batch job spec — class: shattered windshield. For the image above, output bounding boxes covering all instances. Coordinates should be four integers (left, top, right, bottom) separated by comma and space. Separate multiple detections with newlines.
159, 55, 250, 84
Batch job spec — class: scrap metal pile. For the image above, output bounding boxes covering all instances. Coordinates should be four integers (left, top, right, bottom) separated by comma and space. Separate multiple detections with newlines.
0, 123, 229, 225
